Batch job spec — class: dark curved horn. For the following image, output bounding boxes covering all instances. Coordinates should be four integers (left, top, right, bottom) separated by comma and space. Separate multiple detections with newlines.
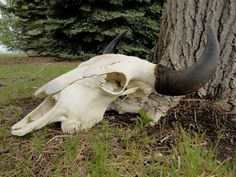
155, 25, 220, 96
103, 31, 127, 54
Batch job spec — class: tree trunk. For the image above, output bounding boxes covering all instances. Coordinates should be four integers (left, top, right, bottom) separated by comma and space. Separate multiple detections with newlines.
149, 0, 236, 112
109, 0, 235, 122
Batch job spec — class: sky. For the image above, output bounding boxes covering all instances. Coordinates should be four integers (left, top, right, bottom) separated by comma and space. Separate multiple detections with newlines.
0, 0, 5, 17
0, 45, 8, 53
0, 0, 5, 5
0, 0, 3, 18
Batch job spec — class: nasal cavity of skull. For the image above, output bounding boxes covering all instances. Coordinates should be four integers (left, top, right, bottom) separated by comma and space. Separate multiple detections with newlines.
102, 72, 126, 93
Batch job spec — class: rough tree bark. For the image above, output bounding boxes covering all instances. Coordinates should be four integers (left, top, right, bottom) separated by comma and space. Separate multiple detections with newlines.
149, 0, 236, 112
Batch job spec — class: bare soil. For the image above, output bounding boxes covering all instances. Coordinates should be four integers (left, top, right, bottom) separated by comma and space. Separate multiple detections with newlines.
158, 99, 236, 161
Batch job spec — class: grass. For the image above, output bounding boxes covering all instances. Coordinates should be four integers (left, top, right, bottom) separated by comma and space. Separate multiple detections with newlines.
0, 58, 235, 176
0, 52, 27, 58
0, 63, 77, 104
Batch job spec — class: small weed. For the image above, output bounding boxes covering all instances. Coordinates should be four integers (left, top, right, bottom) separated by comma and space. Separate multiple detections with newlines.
90, 143, 107, 176
131, 109, 154, 129
64, 136, 80, 165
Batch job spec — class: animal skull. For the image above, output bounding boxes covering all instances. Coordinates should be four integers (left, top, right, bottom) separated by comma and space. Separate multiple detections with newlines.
11, 25, 219, 136
11, 55, 156, 136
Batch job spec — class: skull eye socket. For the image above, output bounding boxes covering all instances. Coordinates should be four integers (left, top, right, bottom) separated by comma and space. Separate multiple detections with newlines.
105, 72, 125, 87
101, 72, 127, 94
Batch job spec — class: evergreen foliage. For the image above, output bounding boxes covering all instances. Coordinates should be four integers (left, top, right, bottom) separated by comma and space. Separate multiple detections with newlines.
0, 0, 162, 60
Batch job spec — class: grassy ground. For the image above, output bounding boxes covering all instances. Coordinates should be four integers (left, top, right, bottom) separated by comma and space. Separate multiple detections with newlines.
0, 56, 235, 176
0, 53, 27, 59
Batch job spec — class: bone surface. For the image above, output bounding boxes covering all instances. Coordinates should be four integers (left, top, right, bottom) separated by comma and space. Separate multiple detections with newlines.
11, 54, 156, 136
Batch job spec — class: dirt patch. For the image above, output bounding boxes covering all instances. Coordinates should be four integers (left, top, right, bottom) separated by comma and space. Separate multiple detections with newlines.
13, 97, 44, 116
0, 57, 79, 65
149, 99, 236, 161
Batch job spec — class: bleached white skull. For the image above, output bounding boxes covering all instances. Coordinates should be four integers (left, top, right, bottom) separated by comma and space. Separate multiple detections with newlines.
11, 25, 219, 136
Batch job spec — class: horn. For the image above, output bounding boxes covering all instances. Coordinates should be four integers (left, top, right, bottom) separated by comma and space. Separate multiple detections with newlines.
103, 31, 127, 54
155, 25, 220, 96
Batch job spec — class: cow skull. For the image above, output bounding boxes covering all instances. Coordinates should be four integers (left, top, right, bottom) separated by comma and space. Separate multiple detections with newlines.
11, 25, 219, 136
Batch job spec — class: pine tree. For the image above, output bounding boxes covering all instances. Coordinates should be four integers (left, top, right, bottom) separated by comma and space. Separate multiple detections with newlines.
0, 0, 47, 54
0, 0, 162, 60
